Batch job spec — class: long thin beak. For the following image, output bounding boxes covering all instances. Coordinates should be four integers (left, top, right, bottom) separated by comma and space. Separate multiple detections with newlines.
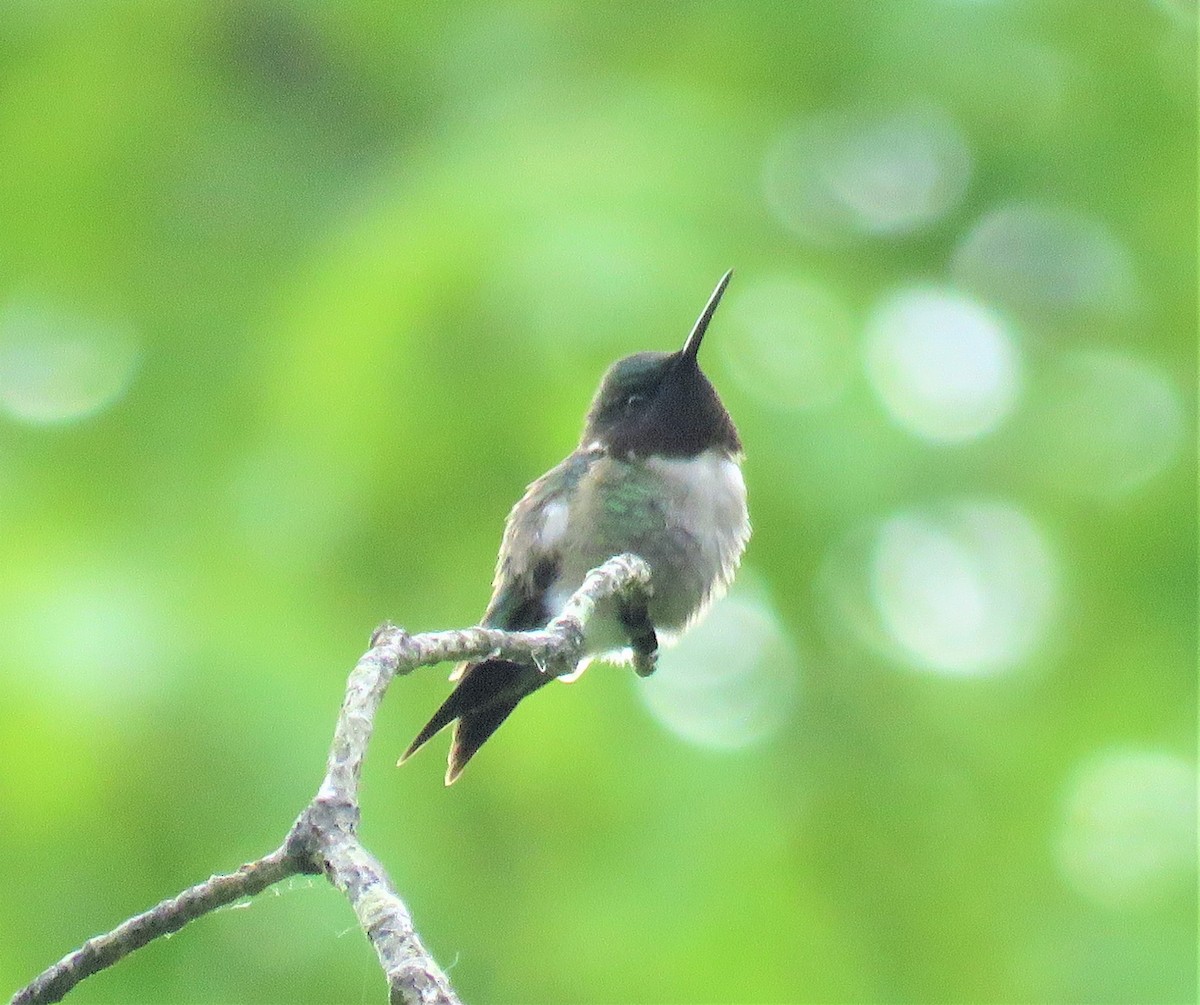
681, 269, 733, 362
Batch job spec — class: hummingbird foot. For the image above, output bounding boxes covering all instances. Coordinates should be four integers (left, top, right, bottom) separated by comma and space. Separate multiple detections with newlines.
619, 598, 659, 677
631, 647, 658, 678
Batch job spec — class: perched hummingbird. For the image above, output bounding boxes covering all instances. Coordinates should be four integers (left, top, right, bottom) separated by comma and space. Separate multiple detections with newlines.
402, 271, 749, 783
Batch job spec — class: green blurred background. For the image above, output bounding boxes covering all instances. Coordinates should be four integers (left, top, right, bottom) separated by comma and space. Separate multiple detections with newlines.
0, 3, 1195, 1003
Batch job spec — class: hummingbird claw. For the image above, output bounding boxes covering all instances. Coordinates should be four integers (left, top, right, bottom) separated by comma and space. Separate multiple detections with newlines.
618, 597, 658, 676
632, 648, 658, 678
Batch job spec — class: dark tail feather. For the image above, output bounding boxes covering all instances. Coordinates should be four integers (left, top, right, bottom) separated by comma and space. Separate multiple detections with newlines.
399, 683, 468, 764
445, 696, 523, 784
401, 659, 548, 781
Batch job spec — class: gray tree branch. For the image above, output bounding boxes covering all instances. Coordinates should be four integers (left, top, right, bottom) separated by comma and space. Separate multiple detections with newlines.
10, 554, 653, 1005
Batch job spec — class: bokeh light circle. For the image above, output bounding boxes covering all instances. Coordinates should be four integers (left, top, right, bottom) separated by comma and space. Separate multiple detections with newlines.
8, 564, 169, 706
864, 287, 1021, 443
951, 202, 1138, 318
1056, 748, 1197, 909
763, 103, 973, 245
1030, 348, 1186, 498
719, 276, 856, 411
824, 500, 1058, 677
0, 296, 141, 424
638, 591, 798, 750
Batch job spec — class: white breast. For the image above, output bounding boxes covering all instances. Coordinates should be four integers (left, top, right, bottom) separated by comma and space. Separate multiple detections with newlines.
643, 448, 750, 626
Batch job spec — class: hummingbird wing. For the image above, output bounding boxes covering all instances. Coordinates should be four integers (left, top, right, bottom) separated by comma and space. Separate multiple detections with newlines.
401, 449, 596, 783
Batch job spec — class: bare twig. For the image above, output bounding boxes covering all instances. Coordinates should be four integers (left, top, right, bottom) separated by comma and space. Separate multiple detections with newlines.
11, 554, 653, 1005
10, 850, 300, 1005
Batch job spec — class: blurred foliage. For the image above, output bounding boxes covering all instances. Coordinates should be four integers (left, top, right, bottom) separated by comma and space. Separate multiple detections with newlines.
0, 3, 1195, 1004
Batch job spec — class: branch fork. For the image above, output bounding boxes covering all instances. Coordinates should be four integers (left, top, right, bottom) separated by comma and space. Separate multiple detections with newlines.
11, 554, 653, 1005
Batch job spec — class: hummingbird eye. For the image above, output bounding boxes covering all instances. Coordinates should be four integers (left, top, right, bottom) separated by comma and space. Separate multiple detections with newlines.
624, 393, 647, 413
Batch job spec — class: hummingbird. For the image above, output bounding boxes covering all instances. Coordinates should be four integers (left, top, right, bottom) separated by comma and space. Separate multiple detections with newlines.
402, 271, 749, 784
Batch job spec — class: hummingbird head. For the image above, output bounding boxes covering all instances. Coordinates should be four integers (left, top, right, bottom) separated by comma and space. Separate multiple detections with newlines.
582, 271, 742, 459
